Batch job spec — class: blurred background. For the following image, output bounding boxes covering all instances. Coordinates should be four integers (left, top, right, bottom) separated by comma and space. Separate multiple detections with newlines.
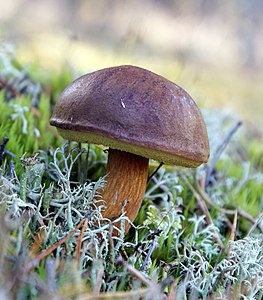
0, 0, 262, 128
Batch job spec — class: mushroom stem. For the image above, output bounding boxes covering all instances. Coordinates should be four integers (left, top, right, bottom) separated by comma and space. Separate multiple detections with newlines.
101, 148, 149, 233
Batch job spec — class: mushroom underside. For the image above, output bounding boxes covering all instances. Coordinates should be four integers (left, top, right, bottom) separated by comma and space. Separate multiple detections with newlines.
57, 128, 205, 167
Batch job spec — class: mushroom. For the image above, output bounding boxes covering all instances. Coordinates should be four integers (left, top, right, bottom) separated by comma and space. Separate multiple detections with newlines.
50, 65, 210, 234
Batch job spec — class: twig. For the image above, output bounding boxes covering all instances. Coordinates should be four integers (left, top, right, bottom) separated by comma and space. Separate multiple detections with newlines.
10, 160, 19, 183
195, 181, 263, 233
117, 256, 152, 286
227, 209, 238, 259
205, 121, 242, 188
24, 218, 86, 272
182, 175, 225, 251
0, 77, 20, 97
76, 218, 88, 265
4, 149, 16, 158
148, 162, 164, 183
224, 216, 235, 232
225, 210, 238, 299
0, 136, 9, 166
140, 233, 159, 271
77, 143, 84, 184
246, 212, 263, 237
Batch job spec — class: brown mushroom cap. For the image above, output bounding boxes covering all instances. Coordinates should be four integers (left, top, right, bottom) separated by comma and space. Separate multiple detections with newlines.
50, 65, 210, 234
50, 65, 209, 167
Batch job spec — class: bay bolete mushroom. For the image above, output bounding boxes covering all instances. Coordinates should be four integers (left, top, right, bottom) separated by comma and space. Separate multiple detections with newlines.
50, 65, 209, 234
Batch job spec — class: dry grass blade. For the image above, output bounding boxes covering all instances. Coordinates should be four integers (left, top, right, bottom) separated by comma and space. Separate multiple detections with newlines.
117, 257, 152, 286
167, 279, 178, 300
182, 175, 225, 251
93, 262, 104, 294
78, 288, 149, 300
225, 209, 238, 299
29, 228, 46, 256
24, 218, 86, 272
76, 218, 88, 264
227, 209, 238, 260
205, 120, 242, 188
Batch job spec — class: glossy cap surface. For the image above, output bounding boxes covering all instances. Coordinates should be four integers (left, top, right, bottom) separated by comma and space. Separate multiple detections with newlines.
50, 65, 209, 167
